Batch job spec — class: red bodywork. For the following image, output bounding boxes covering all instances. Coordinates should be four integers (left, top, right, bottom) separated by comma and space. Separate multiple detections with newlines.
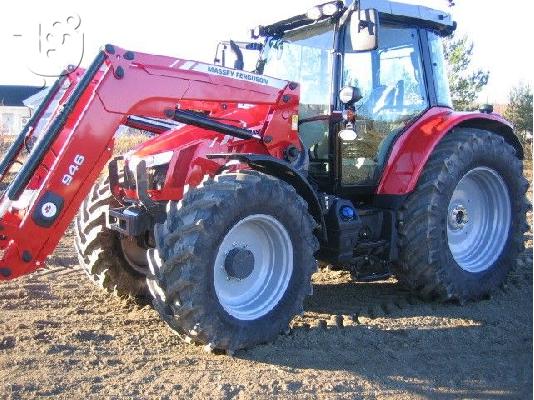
377, 107, 514, 195
0, 46, 300, 280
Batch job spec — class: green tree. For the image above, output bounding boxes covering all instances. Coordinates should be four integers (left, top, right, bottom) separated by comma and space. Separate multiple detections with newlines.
505, 83, 533, 134
504, 83, 533, 160
443, 35, 489, 110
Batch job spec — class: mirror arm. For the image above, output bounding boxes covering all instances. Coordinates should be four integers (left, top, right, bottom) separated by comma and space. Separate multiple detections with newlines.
359, 20, 371, 29
230, 40, 244, 70
213, 42, 221, 65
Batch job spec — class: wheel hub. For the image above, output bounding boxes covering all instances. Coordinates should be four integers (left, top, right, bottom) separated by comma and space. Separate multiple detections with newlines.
224, 247, 255, 280
449, 203, 469, 230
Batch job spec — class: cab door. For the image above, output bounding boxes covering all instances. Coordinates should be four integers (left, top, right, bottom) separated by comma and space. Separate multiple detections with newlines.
339, 24, 430, 190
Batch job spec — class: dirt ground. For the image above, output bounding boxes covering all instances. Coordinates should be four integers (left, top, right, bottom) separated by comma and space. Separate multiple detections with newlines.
0, 228, 531, 399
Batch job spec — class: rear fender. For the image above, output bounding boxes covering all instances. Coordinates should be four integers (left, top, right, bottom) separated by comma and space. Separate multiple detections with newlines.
377, 107, 521, 195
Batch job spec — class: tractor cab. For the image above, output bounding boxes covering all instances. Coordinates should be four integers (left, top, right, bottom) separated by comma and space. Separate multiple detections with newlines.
251, 0, 455, 194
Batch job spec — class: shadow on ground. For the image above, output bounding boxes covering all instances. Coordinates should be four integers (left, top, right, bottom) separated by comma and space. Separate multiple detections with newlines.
235, 265, 533, 399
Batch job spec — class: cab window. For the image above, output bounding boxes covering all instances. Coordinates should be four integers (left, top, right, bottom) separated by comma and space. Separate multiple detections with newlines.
341, 26, 429, 186
428, 31, 453, 107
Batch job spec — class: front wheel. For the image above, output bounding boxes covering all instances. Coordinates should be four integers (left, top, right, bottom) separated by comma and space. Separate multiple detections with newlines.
395, 128, 529, 302
74, 178, 149, 298
147, 171, 319, 351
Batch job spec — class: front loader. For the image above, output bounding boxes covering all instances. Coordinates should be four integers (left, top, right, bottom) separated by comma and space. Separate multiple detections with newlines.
0, 0, 528, 351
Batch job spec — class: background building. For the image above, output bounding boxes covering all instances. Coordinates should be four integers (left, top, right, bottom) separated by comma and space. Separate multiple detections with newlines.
0, 86, 42, 136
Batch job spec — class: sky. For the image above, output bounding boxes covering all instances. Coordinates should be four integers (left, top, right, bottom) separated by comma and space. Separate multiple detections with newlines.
0, 0, 532, 103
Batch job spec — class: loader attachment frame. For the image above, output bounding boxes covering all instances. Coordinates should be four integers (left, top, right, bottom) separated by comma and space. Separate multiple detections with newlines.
0, 45, 298, 280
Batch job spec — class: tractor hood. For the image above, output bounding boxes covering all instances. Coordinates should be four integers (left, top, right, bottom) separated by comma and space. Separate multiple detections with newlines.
120, 99, 291, 200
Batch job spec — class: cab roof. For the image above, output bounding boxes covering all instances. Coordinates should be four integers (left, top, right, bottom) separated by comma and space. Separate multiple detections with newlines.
354, 0, 454, 31
256, 0, 455, 39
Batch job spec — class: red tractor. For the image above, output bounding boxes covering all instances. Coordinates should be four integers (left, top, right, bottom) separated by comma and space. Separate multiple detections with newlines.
0, 1, 528, 351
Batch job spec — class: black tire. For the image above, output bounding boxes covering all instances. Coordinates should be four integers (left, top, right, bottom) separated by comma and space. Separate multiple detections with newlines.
395, 128, 529, 302
147, 171, 319, 351
74, 178, 148, 298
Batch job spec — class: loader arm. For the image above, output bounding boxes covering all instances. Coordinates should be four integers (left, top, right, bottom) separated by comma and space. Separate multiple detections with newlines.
0, 45, 300, 280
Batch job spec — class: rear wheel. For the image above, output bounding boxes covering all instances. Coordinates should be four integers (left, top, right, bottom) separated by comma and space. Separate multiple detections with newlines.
74, 178, 149, 298
395, 128, 529, 302
147, 171, 318, 351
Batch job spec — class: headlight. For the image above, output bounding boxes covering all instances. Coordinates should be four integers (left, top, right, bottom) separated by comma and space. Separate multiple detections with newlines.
339, 129, 358, 141
339, 86, 363, 105
307, 2, 341, 20
307, 6, 323, 20
322, 2, 340, 16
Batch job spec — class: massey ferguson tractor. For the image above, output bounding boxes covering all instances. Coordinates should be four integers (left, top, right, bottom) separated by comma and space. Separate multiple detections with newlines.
0, 0, 528, 351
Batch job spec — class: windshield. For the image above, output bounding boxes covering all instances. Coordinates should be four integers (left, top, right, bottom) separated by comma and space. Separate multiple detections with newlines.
258, 22, 334, 105
257, 22, 335, 168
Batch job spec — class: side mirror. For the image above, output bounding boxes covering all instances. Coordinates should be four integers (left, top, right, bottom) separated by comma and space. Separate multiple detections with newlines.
229, 40, 244, 70
349, 8, 379, 52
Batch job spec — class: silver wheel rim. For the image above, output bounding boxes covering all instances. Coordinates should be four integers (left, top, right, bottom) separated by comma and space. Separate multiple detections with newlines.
214, 214, 293, 321
447, 167, 511, 273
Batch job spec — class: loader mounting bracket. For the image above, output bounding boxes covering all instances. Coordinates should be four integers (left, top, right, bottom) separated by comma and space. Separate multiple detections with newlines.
108, 157, 166, 225
108, 206, 153, 237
